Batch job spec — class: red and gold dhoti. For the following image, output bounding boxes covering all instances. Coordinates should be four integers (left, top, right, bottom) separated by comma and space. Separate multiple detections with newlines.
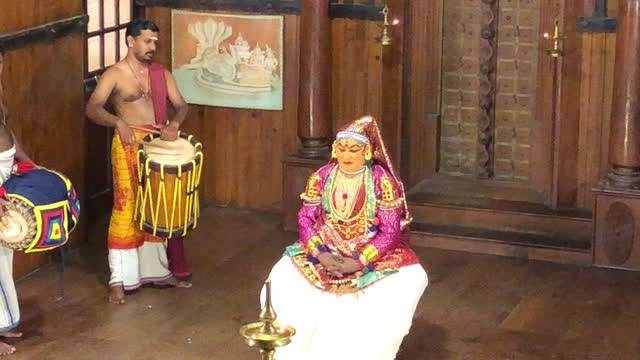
107, 129, 180, 289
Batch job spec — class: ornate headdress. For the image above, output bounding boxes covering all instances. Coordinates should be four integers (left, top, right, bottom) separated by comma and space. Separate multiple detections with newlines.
333, 115, 412, 229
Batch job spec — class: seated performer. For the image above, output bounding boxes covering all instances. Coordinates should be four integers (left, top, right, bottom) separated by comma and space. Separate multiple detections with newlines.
85, 18, 191, 304
0, 45, 37, 356
265, 115, 428, 360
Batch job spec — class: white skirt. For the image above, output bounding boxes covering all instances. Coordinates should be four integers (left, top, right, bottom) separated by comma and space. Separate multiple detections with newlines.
108, 241, 172, 290
0, 246, 19, 331
262, 257, 428, 360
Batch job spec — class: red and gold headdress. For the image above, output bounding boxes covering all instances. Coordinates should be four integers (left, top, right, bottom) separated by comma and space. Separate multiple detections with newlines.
334, 115, 412, 229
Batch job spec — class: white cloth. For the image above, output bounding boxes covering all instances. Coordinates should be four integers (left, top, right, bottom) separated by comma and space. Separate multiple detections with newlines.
108, 242, 172, 290
0, 146, 19, 331
0, 246, 19, 331
263, 257, 428, 360
0, 145, 16, 184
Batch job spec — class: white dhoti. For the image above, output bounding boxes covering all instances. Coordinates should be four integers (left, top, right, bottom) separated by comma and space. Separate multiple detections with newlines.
0, 246, 19, 332
263, 257, 428, 360
0, 147, 19, 331
108, 242, 172, 290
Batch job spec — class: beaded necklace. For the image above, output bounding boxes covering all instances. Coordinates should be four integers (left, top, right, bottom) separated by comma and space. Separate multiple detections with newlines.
329, 167, 365, 221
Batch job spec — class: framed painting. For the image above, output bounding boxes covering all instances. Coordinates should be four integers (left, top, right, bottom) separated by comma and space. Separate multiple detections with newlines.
172, 10, 284, 110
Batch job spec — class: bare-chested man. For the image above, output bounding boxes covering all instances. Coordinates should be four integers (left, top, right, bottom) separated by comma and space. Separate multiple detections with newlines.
86, 18, 192, 305
0, 44, 38, 356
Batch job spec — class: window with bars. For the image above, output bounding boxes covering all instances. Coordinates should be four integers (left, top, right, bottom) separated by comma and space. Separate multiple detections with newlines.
86, 0, 134, 76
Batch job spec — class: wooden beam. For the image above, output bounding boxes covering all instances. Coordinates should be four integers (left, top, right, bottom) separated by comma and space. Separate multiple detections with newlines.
329, 4, 383, 20
578, 0, 617, 32
0, 15, 89, 51
136, 0, 387, 20
135, 0, 301, 14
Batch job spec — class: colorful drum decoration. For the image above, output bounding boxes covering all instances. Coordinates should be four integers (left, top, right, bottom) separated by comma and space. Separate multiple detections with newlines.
0, 168, 80, 252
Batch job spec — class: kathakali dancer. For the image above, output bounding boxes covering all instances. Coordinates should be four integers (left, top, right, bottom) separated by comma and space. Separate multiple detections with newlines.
264, 115, 428, 360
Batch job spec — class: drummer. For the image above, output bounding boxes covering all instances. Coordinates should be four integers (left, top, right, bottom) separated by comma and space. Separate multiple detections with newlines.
86, 18, 192, 305
0, 44, 39, 356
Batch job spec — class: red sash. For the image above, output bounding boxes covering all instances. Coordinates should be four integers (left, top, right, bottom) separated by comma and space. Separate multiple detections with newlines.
149, 63, 168, 125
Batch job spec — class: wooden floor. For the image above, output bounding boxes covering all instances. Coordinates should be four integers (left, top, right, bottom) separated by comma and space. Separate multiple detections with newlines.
6, 207, 640, 359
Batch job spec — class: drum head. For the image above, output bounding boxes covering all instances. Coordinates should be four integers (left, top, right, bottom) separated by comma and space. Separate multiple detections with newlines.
144, 137, 195, 165
0, 205, 34, 250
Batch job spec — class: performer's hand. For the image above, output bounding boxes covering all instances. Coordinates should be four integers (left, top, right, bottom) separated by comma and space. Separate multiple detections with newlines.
317, 252, 338, 267
0, 198, 10, 219
116, 121, 136, 145
318, 253, 362, 277
317, 252, 343, 277
160, 121, 179, 141
336, 257, 362, 275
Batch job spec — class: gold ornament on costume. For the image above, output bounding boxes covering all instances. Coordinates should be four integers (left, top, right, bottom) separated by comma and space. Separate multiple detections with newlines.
361, 244, 380, 264
300, 173, 322, 203
381, 177, 394, 200
379, 176, 402, 210
364, 144, 372, 161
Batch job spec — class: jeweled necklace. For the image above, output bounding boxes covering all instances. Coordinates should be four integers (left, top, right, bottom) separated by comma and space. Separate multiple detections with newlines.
330, 167, 365, 220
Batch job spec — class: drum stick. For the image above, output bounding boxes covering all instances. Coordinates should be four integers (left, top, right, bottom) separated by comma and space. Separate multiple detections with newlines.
129, 125, 161, 134
135, 140, 177, 150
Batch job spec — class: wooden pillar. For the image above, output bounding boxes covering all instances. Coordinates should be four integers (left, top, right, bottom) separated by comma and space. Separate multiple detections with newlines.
593, 0, 640, 270
608, 0, 640, 185
282, 0, 332, 230
297, 0, 332, 159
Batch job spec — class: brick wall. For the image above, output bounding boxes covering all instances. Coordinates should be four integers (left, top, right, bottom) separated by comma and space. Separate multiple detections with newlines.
440, 0, 481, 176
440, 0, 540, 180
494, 0, 539, 180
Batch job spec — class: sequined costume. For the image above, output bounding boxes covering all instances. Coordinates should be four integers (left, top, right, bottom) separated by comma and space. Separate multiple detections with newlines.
287, 162, 420, 292
265, 115, 428, 360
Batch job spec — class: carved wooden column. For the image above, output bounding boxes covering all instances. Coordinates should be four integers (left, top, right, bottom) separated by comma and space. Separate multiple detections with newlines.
297, 0, 332, 158
477, 0, 498, 178
593, 0, 640, 270
282, 0, 332, 231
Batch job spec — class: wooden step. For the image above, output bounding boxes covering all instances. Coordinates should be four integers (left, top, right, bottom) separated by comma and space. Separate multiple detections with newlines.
405, 178, 593, 265
410, 223, 593, 266
408, 198, 593, 246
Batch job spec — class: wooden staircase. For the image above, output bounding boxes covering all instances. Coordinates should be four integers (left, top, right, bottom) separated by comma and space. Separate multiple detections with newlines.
406, 181, 593, 266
